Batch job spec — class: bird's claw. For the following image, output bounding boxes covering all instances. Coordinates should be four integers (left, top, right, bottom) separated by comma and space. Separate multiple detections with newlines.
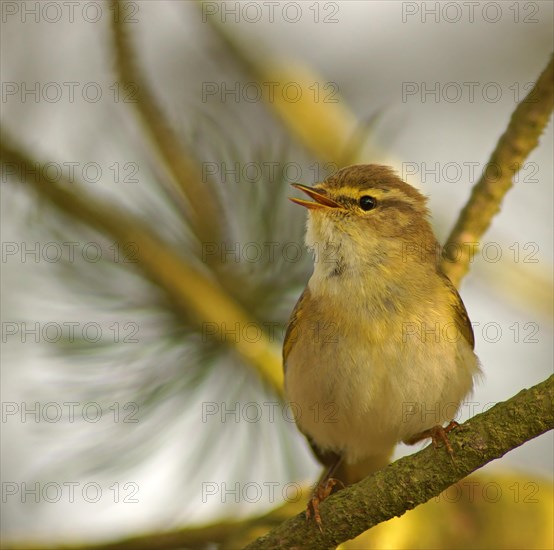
306, 478, 343, 530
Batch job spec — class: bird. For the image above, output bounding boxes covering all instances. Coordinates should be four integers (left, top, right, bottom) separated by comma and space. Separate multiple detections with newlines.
283, 164, 481, 526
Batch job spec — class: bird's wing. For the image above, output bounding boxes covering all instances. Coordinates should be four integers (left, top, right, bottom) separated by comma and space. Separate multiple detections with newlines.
282, 287, 310, 371
439, 273, 475, 350
283, 288, 340, 466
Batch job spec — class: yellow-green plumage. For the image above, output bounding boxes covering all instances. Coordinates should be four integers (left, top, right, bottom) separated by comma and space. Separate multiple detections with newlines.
284, 164, 480, 484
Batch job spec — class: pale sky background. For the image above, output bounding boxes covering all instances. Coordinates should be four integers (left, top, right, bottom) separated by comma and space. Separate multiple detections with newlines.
1, 0, 553, 544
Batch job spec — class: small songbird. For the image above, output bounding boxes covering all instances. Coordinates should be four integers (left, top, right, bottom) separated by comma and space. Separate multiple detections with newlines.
284, 164, 481, 525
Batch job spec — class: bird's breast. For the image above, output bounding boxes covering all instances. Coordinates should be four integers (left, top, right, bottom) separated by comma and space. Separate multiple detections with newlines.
283, 279, 478, 462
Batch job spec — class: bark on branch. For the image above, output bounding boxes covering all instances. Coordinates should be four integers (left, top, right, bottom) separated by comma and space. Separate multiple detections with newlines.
245, 375, 553, 549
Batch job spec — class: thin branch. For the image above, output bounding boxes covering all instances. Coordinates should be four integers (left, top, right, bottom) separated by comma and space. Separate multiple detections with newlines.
196, 0, 370, 167
0, 499, 307, 550
0, 137, 284, 394
109, 0, 225, 248
441, 54, 554, 287
245, 375, 554, 549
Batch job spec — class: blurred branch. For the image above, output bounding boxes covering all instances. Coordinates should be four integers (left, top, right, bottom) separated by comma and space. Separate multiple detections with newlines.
1, 498, 307, 550
479, 259, 554, 318
196, 0, 376, 167
109, 0, 225, 247
246, 375, 554, 549
441, 54, 554, 287
0, 136, 283, 394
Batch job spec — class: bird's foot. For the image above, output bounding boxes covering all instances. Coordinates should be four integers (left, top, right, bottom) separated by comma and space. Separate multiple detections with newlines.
306, 477, 344, 530
406, 420, 460, 456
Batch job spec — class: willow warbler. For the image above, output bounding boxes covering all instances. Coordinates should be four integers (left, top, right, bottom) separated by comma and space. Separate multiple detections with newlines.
284, 164, 481, 524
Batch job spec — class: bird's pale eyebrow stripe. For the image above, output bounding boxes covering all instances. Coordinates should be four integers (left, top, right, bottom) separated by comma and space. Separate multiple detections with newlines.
379, 199, 416, 210
359, 189, 422, 209
321, 185, 423, 208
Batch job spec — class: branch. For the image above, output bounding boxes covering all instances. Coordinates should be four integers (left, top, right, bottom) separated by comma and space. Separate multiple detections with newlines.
0, 499, 307, 550
196, 0, 372, 166
4, 369, 552, 550
0, 137, 283, 394
441, 54, 554, 287
245, 375, 554, 549
109, 0, 225, 248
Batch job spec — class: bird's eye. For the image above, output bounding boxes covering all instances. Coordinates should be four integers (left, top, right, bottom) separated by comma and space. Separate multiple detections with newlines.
359, 195, 377, 211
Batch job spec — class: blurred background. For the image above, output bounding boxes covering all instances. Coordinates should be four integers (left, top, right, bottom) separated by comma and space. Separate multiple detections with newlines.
1, 1, 553, 548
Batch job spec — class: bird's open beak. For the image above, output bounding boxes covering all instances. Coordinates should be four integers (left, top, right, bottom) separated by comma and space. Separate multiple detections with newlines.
289, 184, 341, 210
